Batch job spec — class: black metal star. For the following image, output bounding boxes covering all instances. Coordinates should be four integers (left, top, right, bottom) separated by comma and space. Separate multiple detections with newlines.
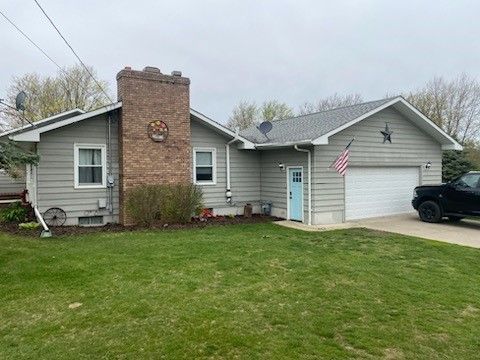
381, 123, 393, 143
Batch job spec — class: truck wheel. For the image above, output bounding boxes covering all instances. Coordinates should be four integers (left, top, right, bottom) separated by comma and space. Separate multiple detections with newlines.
447, 216, 464, 222
418, 201, 442, 223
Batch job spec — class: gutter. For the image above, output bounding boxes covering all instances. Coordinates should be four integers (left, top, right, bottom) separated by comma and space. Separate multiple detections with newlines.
294, 145, 312, 226
255, 140, 312, 149
225, 129, 240, 204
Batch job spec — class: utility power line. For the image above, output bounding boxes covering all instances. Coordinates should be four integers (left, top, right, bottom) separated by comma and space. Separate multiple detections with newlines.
0, 8, 110, 107
0, 9, 64, 72
32, 0, 114, 104
0, 99, 35, 126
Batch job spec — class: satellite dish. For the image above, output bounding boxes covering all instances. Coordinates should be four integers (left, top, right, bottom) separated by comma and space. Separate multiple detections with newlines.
15, 91, 27, 111
257, 121, 273, 139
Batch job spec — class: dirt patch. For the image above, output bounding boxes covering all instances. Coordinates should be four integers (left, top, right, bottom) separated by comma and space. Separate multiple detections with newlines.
1, 214, 279, 237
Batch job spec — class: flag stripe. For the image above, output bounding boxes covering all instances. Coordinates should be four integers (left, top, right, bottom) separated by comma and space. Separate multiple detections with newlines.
331, 144, 351, 177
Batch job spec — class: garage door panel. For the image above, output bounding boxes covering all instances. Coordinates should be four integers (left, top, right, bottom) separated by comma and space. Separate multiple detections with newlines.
345, 167, 419, 220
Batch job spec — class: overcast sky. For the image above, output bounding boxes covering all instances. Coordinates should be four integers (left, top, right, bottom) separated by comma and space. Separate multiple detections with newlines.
1, 0, 480, 123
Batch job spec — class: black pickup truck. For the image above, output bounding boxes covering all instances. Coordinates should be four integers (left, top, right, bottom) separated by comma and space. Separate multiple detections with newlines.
412, 171, 480, 223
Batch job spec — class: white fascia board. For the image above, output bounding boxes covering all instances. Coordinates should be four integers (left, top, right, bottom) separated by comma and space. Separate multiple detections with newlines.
255, 140, 312, 149
442, 143, 463, 151
9, 103, 121, 142
0, 108, 85, 138
190, 108, 256, 149
312, 97, 463, 151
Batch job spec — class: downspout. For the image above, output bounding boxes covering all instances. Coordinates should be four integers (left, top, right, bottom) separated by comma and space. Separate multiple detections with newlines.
294, 145, 312, 225
107, 114, 113, 213
30, 144, 50, 237
225, 129, 239, 204
34, 205, 51, 237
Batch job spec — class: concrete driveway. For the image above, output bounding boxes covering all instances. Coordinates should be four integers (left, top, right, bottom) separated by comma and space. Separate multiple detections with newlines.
357, 213, 480, 248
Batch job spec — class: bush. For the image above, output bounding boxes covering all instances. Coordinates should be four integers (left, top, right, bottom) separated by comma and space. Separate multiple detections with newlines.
126, 184, 203, 226
0, 202, 28, 223
18, 222, 40, 230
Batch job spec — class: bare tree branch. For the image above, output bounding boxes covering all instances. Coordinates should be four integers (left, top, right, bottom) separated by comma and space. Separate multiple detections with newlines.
0, 64, 111, 128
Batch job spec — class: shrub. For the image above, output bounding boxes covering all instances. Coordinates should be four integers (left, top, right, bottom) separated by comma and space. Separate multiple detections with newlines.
18, 222, 40, 230
0, 202, 28, 223
126, 184, 203, 226
161, 184, 203, 224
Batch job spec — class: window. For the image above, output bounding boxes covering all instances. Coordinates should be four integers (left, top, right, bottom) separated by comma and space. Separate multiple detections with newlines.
78, 216, 104, 226
74, 144, 106, 188
193, 148, 216, 185
292, 171, 302, 183
455, 173, 480, 189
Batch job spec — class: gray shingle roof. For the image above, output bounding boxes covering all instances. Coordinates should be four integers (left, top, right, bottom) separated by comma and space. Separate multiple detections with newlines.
240, 98, 395, 144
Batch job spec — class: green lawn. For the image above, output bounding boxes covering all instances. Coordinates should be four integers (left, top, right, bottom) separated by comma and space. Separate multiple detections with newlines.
1, 224, 480, 359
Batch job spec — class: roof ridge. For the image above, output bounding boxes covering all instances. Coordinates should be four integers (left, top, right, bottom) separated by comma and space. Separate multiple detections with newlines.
268, 96, 399, 124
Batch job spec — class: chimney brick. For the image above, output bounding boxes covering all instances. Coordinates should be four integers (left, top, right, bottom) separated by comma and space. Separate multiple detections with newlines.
116, 67, 191, 225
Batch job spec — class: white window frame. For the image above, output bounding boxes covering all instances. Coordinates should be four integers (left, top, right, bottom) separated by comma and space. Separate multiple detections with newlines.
74, 143, 107, 189
193, 147, 217, 185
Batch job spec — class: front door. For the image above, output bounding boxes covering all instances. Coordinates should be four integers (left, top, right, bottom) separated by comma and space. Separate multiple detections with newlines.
288, 167, 303, 221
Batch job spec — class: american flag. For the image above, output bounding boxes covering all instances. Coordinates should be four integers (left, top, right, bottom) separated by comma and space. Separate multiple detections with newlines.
331, 138, 355, 176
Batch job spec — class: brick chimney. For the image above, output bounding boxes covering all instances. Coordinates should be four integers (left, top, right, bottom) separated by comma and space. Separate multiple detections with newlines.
116, 66, 191, 224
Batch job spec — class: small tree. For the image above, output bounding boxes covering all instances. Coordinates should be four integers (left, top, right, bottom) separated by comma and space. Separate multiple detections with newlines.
227, 101, 258, 130
0, 141, 39, 178
260, 100, 294, 121
227, 100, 293, 130
442, 150, 473, 182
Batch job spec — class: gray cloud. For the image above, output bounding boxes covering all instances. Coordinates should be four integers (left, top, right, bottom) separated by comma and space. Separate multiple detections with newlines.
1, 0, 480, 123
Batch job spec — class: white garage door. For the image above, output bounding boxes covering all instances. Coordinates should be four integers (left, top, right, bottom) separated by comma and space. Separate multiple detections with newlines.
345, 167, 419, 220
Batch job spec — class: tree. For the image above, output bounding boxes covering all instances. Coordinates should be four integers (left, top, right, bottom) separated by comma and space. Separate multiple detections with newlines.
464, 140, 480, 170
405, 74, 480, 144
1, 64, 111, 128
227, 100, 293, 130
298, 93, 363, 115
406, 74, 480, 178
442, 150, 474, 182
227, 101, 258, 130
260, 100, 294, 121
0, 141, 39, 178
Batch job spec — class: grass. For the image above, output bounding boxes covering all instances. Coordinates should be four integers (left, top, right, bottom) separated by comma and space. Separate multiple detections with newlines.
1, 224, 480, 359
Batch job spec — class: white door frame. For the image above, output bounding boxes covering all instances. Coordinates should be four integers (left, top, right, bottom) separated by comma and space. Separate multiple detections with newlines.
286, 166, 304, 222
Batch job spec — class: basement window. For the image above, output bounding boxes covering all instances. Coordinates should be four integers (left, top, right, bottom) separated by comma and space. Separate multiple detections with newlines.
78, 216, 104, 226
74, 144, 107, 189
193, 148, 216, 185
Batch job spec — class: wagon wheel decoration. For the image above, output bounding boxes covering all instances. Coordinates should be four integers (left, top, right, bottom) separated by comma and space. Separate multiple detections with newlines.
43, 207, 67, 227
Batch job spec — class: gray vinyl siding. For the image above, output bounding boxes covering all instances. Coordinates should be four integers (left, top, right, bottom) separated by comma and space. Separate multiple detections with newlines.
259, 148, 311, 220
190, 119, 261, 211
36, 115, 119, 225
313, 107, 443, 224
0, 171, 25, 193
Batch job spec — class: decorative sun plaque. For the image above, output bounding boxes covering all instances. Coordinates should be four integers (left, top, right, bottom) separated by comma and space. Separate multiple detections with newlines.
147, 120, 169, 142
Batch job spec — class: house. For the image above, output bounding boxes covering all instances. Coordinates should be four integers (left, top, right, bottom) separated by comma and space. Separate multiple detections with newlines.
0, 66, 462, 226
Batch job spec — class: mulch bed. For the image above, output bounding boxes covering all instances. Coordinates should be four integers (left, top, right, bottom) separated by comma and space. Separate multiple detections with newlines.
1, 214, 280, 238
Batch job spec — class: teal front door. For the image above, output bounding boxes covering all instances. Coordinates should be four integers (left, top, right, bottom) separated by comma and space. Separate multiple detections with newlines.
288, 167, 303, 221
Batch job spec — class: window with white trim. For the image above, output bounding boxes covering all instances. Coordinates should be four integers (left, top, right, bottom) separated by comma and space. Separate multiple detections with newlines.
193, 148, 216, 185
74, 144, 106, 188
